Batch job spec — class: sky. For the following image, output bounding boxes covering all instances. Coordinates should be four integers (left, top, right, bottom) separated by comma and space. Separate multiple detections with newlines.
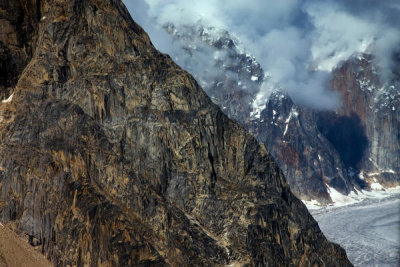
122, 0, 400, 110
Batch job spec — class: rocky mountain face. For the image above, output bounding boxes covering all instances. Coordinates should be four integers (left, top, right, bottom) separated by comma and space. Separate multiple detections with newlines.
250, 90, 361, 202
328, 54, 400, 188
251, 56, 400, 201
165, 24, 399, 203
0, 0, 352, 266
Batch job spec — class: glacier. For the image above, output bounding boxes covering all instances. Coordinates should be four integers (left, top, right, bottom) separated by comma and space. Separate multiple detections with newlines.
311, 194, 400, 266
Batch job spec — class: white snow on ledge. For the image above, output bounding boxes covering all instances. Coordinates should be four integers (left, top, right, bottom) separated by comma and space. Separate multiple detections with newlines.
282, 108, 298, 136
302, 199, 322, 210
1, 93, 13, 103
370, 182, 384, 190
326, 184, 363, 206
251, 76, 259, 81
303, 184, 400, 211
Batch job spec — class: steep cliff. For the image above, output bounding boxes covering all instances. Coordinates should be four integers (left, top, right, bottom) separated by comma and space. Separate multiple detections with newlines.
0, 0, 352, 266
164, 23, 263, 126
0, 0, 41, 100
328, 54, 399, 188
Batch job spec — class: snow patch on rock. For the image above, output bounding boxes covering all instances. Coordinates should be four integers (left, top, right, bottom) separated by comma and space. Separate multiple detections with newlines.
370, 182, 384, 190
326, 184, 361, 206
251, 76, 258, 82
304, 183, 400, 211
282, 108, 298, 136
2, 93, 13, 103
302, 199, 321, 209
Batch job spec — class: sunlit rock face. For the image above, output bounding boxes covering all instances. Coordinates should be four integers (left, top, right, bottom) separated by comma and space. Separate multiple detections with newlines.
0, 0, 353, 266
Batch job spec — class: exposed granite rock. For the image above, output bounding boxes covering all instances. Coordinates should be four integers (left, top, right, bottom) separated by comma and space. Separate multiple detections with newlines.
0, 0, 352, 266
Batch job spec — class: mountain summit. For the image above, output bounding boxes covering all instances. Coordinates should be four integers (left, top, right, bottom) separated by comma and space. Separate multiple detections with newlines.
0, 0, 352, 265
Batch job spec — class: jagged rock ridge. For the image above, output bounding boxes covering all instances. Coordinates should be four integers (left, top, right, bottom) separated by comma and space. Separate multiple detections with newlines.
164, 23, 263, 124
0, 0, 352, 266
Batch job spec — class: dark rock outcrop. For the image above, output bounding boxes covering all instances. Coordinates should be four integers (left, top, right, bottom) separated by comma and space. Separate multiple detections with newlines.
0, 0, 42, 100
0, 0, 352, 266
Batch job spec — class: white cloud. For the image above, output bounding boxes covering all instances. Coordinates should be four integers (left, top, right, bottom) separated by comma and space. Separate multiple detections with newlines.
122, 0, 400, 109
306, 2, 377, 72
374, 28, 400, 82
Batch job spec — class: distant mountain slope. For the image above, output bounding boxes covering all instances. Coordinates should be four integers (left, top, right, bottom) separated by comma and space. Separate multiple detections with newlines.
162, 23, 399, 204
0, 0, 351, 266
329, 54, 399, 188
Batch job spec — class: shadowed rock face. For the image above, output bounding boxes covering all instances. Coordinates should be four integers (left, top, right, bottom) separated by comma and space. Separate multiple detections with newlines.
160, 23, 399, 202
0, 0, 352, 266
0, 0, 41, 99
317, 112, 368, 170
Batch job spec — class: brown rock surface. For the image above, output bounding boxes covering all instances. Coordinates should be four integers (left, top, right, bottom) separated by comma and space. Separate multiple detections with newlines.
0, 0, 41, 100
0, 0, 352, 266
